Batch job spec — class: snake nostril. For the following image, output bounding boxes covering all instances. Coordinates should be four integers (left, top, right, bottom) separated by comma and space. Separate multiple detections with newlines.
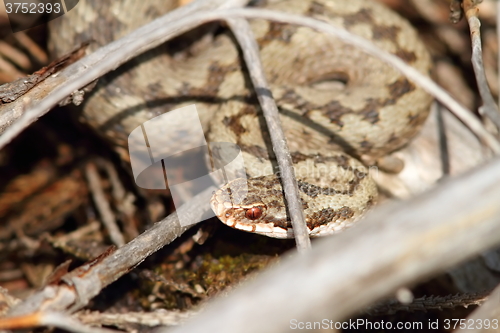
245, 207, 263, 220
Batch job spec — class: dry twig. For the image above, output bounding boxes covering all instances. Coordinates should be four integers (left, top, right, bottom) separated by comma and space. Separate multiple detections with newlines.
0, 312, 122, 333
226, 18, 311, 251
75, 310, 195, 328
85, 162, 125, 247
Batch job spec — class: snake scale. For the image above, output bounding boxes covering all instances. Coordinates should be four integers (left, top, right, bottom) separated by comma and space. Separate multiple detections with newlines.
48, 0, 433, 238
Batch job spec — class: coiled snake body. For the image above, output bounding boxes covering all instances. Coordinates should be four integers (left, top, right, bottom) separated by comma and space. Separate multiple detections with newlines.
49, 0, 433, 238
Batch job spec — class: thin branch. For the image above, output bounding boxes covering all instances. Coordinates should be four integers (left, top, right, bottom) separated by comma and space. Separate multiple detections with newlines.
49, 221, 101, 246
85, 162, 125, 247
96, 158, 138, 238
0, 312, 122, 333
41, 312, 122, 333
94, 158, 127, 204
75, 310, 195, 328
163, 156, 500, 333
436, 103, 451, 176
226, 18, 311, 251
463, 0, 500, 129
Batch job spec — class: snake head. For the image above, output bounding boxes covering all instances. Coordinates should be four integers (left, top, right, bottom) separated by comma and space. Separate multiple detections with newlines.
210, 176, 296, 238
210, 171, 377, 239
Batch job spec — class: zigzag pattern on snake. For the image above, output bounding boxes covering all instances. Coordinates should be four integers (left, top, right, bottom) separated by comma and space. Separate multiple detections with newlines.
48, 0, 433, 238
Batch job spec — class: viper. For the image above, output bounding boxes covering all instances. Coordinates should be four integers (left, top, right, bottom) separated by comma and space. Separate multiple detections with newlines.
48, 0, 433, 238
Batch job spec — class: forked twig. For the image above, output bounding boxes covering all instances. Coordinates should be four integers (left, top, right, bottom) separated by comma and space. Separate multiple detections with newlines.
463, 0, 500, 129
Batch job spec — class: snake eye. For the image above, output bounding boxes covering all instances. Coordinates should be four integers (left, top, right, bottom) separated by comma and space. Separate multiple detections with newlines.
245, 207, 263, 220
